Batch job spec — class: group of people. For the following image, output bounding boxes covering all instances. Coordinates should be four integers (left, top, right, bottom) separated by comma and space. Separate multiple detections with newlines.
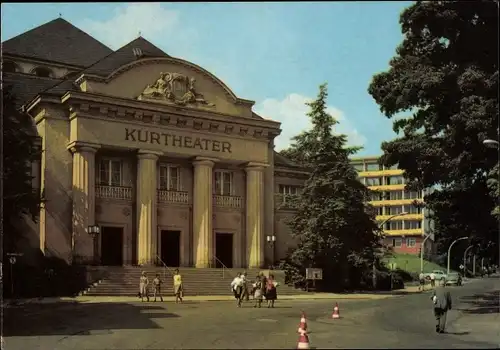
230, 272, 279, 308
138, 269, 184, 303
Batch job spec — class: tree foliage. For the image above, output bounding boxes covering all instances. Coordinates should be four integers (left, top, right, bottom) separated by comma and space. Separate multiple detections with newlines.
368, 0, 499, 260
279, 83, 380, 290
2, 84, 41, 253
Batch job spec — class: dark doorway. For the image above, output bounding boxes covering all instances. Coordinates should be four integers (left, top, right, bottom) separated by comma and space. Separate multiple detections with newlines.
215, 233, 233, 268
160, 230, 181, 267
100, 227, 123, 266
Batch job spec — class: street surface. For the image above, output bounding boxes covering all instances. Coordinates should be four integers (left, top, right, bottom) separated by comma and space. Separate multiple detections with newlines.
3, 277, 499, 349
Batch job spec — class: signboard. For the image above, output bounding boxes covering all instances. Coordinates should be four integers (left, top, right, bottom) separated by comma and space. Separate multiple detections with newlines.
459, 264, 465, 270
9, 257, 16, 264
306, 268, 323, 280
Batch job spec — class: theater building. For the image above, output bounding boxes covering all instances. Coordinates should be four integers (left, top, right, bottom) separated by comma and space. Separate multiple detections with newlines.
3, 18, 308, 268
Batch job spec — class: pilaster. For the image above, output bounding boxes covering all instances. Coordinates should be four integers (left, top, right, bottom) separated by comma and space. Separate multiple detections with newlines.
245, 162, 266, 268
193, 157, 217, 268
136, 150, 161, 265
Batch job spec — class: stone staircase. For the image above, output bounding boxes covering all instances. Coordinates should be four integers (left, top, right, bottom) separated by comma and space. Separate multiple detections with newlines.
84, 266, 305, 297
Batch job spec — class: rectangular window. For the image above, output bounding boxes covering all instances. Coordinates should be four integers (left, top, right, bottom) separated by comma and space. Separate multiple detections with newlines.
392, 238, 402, 247
387, 176, 404, 185
387, 206, 404, 215
370, 191, 382, 201
403, 205, 422, 214
376, 206, 384, 215
215, 170, 233, 196
159, 165, 180, 191
386, 164, 399, 170
353, 163, 364, 171
389, 191, 403, 200
366, 163, 381, 171
406, 238, 417, 247
278, 185, 301, 195
365, 177, 382, 186
98, 159, 122, 186
404, 221, 422, 230
404, 190, 421, 199
386, 221, 403, 230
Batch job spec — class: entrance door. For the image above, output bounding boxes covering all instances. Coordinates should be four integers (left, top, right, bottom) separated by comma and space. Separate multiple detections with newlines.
160, 230, 181, 267
215, 233, 233, 268
100, 227, 123, 266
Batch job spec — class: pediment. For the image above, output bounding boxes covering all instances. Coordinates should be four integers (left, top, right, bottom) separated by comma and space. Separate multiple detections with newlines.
79, 58, 256, 118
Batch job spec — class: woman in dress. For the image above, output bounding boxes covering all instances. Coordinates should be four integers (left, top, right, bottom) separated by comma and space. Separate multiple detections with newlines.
265, 274, 278, 308
252, 275, 264, 308
139, 271, 149, 302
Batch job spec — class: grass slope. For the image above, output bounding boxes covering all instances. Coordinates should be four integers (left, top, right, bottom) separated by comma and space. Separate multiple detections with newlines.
384, 253, 457, 274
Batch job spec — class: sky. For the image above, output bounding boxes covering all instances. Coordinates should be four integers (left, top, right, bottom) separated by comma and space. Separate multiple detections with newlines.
1, 2, 412, 156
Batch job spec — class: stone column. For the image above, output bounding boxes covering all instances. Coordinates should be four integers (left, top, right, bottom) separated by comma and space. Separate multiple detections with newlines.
246, 163, 266, 268
264, 142, 275, 266
193, 157, 216, 268
136, 150, 161, 266
70, 142, 99, 263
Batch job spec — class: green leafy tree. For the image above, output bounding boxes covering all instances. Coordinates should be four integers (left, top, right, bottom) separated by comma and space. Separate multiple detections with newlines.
368, 0, 499, 261
2, 84, 41, 254
279, 83, 380, 291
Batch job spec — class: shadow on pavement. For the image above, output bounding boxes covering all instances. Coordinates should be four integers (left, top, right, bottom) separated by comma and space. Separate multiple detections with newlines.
457, 290, 499, 315
443, 330, 470, 335
3, 302, 179, 337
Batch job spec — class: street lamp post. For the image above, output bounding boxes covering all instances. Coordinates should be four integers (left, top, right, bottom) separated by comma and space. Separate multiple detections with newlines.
87, 225, 101, 265
420, 233, 434, 273
372, 212, 409, 289
463, 245, 474, 277
266, 235, 276, 268
447, 236, 468, 275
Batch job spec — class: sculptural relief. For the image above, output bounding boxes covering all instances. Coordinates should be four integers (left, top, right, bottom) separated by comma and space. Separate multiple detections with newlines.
139, 72, 215, 108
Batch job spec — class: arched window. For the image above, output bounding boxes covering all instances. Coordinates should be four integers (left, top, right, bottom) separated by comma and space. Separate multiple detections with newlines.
32, 66, 53, 78
2, 60, 20, 73
64, 71, 80, 79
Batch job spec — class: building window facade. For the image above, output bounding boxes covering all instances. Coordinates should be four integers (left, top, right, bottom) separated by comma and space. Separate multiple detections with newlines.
366, 177, 382, 186
215, 170, 233, 196
392, 238, 402, 247
387, 176, 404, 185
389, 191, 403, 200
159, 165, 180, 191
278, 184, 301, 195
32, 66, 54, 78
404, 190, 421, 199
98, 159, 122, 186
406, 238, 417, 247
366, 163, 381, 171
370, 191, 382, 201
404, 221, 422, 230
386, 205, 404, 215
353, 163, 364, 171
404, 205, 422, 214
386, 221, 403, 230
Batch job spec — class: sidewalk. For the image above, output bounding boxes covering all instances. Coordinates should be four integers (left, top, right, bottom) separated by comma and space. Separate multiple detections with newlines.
4, 285, 422, 307
451, 313, 500, 343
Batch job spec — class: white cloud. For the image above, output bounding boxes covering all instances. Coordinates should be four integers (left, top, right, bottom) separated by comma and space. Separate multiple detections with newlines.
79, 3, 187, 51
255, 93, 366, 151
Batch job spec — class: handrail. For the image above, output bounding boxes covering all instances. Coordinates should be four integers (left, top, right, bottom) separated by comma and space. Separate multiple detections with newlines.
212, 256, 228, 279
156, 255, 174, 280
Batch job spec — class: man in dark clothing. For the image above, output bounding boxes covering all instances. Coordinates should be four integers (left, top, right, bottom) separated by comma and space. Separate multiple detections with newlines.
431, 281, 453, 333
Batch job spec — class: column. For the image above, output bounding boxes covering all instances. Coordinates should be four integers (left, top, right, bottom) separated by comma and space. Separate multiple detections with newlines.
264, 143, 275, 266
70, 143, 99, 263
246, 163, 265, 268
136, 150, 160, 266
193, 157, 215, 268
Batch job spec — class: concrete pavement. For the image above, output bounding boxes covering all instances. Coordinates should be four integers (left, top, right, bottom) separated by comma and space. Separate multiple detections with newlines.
3, 278, 497, 349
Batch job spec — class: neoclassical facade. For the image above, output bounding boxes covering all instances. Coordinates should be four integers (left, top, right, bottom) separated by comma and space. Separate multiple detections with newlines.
3, 18, 308, 268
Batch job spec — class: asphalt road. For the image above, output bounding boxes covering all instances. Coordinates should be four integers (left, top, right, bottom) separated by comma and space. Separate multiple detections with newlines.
3, 277, 499, 349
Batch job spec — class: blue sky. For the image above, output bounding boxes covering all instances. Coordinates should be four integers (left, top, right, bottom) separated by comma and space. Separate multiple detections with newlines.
1, 2, 412, 156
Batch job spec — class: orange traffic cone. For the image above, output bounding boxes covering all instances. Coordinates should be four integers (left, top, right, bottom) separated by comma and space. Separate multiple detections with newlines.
297, 312, 310, 349
332, 302, 340, 319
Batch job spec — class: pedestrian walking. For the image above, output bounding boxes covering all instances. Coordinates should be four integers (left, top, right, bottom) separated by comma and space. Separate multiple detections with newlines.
419, 272, 426, 291
230, 273, 244, 307
173, 269, 183, 303
139, 271, 149, 302
265, 274, 278, 308
153, 274, 163, 302
241, 271, 250, 301
252, 275, 264, 308
430, 272, 436, 288
430, 280, 452, 333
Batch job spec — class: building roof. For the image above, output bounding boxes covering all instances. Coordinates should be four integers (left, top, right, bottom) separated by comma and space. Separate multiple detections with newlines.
3, 73, 64, 108
83, 37, 170, 77
274, 151, 303, 169
2, 18, 113, 67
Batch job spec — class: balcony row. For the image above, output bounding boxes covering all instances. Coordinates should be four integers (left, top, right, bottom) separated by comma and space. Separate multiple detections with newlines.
95, 186, 299, 209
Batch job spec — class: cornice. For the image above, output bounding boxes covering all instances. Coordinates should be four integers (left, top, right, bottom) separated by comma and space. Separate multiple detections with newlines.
79, 57, 254, 107
61, 92, 280, 142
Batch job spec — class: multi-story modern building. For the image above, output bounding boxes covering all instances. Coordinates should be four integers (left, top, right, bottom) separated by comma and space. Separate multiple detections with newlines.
3, 18, 309, 269
351, 156, 432, 254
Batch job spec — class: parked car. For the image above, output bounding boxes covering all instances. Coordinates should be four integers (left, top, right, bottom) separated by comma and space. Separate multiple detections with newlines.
445, 272, 462, 286
423, 269, 447, 282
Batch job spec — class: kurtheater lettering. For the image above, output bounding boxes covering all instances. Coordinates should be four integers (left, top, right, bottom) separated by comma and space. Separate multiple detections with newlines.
125, 128, 232, 153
